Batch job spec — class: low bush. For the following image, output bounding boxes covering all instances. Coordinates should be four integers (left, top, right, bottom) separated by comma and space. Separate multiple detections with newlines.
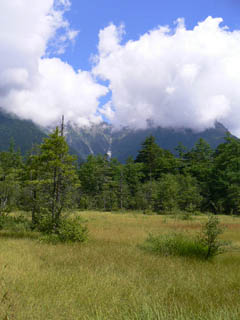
142, 215, 228, 260
34, 214, 54, 234
39, 216, 88, 244
143, 232, 207, 259
199, 214, 226, 259
57, 216, 88, 243
0, 214, 31, 232
38, 233, 61, 244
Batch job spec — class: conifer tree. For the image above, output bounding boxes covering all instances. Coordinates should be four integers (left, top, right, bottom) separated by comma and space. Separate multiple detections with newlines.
27, 126, 78, 231
135, 135, 160, 181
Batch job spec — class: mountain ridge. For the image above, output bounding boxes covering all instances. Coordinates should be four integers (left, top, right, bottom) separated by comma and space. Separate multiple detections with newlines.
0, 109, 47, 154
0, 110, 233, 162
64, 121, 231, 162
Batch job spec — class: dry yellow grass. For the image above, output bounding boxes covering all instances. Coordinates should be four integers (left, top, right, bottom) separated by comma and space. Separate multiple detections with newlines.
0, 212, 240, 319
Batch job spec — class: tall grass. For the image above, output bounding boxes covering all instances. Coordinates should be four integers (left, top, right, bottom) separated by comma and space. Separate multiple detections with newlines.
142, 215, 228, 260
0, 211, 239, 319
142, 232, 208, 259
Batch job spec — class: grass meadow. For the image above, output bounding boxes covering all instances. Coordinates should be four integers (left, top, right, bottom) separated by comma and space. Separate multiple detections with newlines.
0, 211, 240, 320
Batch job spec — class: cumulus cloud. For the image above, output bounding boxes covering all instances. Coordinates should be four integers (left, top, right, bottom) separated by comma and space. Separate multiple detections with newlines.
0, 0, 107, 126
93, 17, 240, 136
2, 2, 240, 136
1, 58, 108, 126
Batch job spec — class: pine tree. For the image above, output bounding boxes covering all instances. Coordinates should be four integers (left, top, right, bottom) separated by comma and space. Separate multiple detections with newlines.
135, 135, 160, 181
27, 126, 78, 231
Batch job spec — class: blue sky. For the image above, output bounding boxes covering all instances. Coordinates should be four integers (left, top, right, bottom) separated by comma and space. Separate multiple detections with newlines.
62, 0, 240, 70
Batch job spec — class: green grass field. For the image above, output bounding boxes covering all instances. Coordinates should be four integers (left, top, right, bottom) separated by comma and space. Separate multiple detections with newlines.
0, 212, 240, 320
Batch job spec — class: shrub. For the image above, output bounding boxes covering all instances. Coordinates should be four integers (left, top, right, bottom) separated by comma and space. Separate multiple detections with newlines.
39, 216, 88, 244
142, 215, 227, 260
35, 214, 54, 234
57, 217, 88, 243
199, 214, 226, 259
38, 233, 61, 244
143, 232, 207, 259
0, 214, 31, 232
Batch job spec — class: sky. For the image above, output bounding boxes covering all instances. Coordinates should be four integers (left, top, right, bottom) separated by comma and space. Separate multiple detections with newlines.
1, 0, 240, 135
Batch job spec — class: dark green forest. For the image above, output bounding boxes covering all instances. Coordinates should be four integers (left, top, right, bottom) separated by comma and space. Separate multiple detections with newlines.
77, 134, 240, 215
0, 126, 240, 229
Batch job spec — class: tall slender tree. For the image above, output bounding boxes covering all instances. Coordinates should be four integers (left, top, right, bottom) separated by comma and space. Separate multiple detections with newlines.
26, 124, 78, 231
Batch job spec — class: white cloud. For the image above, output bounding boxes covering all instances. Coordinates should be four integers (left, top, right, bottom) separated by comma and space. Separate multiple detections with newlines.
97, 23, 125, 59
2, 2, 240, 137
1, 58, 108, 126
93, 17, 240, 136
0, 0, 106, 126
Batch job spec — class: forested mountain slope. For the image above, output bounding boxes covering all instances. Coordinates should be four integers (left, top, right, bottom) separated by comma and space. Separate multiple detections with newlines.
65, 122, 230, 162
0, 110, 233, 161
0, 110, 47, 154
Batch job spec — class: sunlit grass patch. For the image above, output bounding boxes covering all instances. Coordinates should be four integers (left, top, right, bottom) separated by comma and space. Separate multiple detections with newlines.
0, 212, 239, 319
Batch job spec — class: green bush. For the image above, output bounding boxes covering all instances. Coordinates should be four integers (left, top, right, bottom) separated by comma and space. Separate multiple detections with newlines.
199, 214, 226, 259
57, 217, 88, 243
35, 214, 54, 234
39, 216, 88, 244
142, 215, 228, 260
143, 232, 207, 259
38, 233, 61, 244
0, 214, 31, 232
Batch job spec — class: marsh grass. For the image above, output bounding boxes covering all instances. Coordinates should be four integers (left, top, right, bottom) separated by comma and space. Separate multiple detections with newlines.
142, 232, 208, 259
0, 211, 240, 319
142, 215, 229, 260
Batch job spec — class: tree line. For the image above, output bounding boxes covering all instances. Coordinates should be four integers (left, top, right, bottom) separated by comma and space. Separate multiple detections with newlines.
78, 134, 240, 215
0, 127, 240, 233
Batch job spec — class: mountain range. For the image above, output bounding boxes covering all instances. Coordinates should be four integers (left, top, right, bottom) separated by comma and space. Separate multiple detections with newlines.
64, 121, 230, 162
0, 109, 232, 162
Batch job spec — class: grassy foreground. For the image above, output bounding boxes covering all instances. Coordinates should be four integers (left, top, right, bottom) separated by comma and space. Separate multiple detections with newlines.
0, 212, 240, 320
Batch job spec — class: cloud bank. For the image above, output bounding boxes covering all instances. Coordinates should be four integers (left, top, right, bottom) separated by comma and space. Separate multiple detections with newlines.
1, 1, 240, 136
94, 18, 240, 136
0, 0, 107, 127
